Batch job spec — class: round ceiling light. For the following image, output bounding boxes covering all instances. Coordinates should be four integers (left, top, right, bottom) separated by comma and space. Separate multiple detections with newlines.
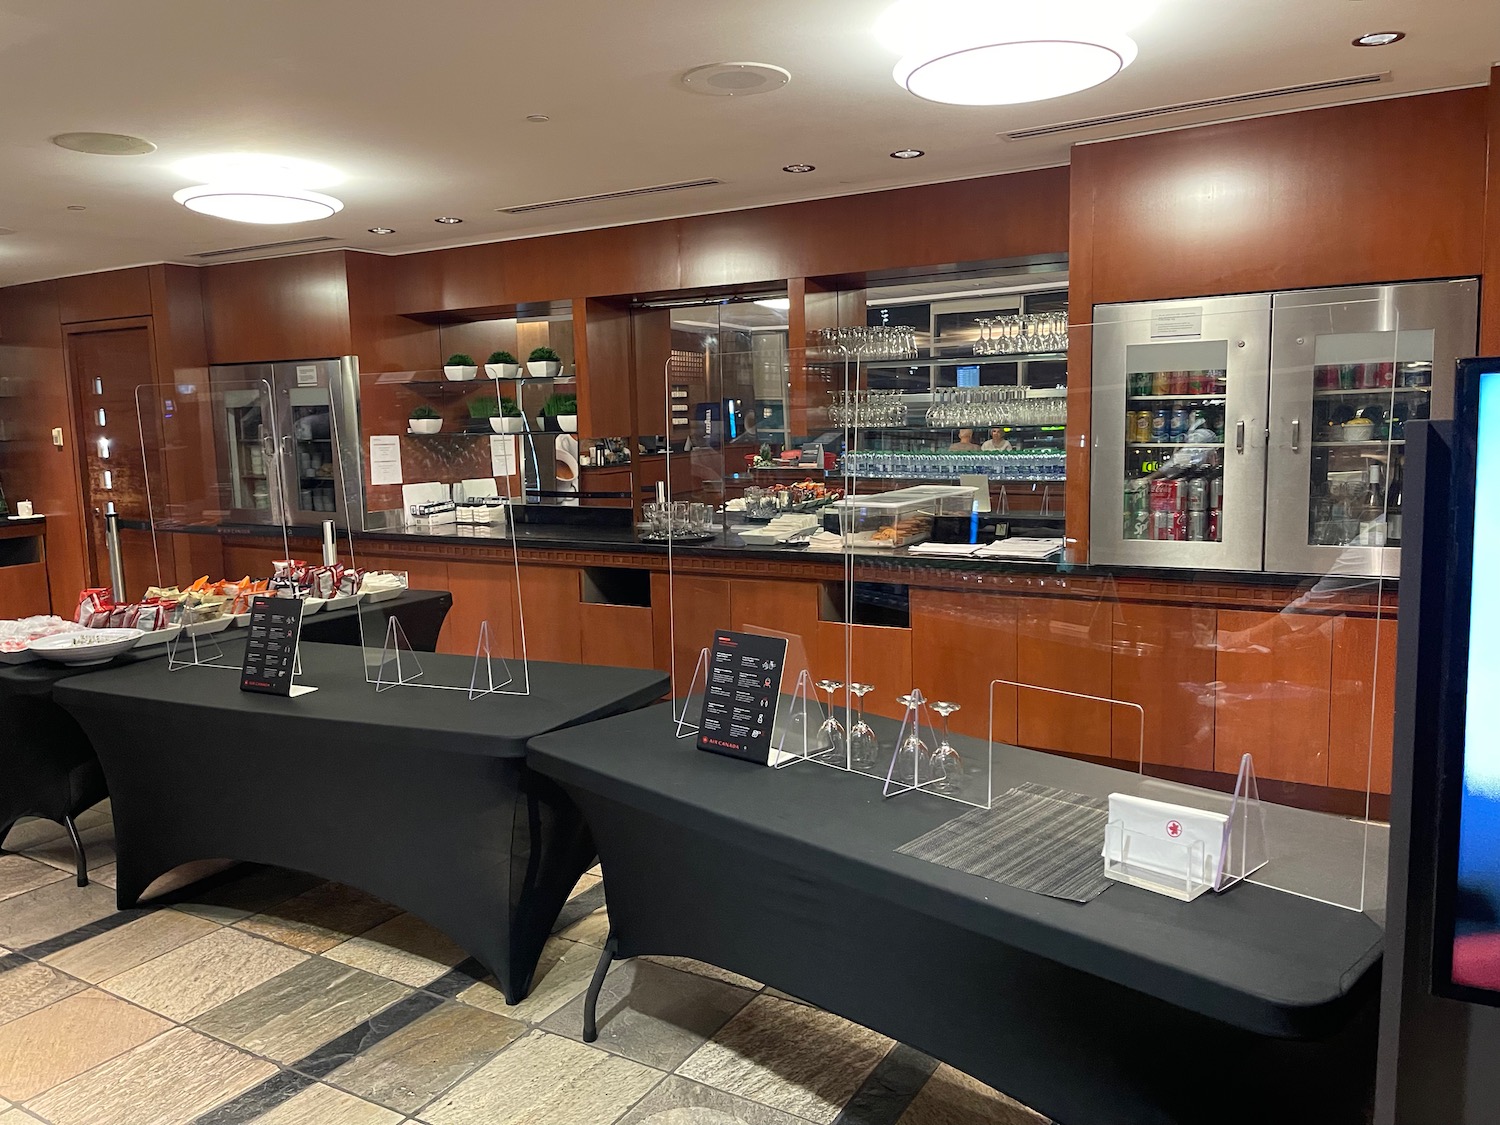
434, 216, 464, 224
890, 149, 925, 159
368, 227, 396, 235
782, 163, 816, 174
171, 153, 343, 189
1353, 31, 1405, 47
894, 36, 1135, 105
52, 132, 156, 156
172, 185, 344, 224
682, 62, 791, 97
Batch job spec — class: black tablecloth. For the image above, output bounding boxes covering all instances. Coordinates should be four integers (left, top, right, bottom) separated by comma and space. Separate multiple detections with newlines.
528, 703, 1384, 1125
54, 643, 667, 1002
0, 590, 450, 851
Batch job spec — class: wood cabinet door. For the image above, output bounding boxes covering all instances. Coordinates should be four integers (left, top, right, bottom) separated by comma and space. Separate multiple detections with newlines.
1214, 608, 1333, 785
1111, 601, 1217, 771
909, 588, 1019, 744
444, 560, 522, 661
517, 565, 583, 664
815, 621, 913, 723
652, 573, 732, 693
580, 603, 656, 671
1328, 614, 1397, 796
1015, 593, 1114, 759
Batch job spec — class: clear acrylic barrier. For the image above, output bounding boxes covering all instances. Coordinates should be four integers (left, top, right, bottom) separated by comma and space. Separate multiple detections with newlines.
652, 280, 1463, 916
133, 379, 293, 671
330, 372, 531, 697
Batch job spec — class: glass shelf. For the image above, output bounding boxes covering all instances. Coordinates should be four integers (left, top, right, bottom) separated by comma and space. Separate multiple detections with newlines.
1312, 386, 1429, 397
1127, 394, 1227, 404
1312, 439, 1407, 448
856, 352, 1067, 370
1127, 442, 1225, 450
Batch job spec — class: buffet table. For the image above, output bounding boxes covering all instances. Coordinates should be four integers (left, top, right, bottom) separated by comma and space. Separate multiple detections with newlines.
527, 704, 1384, 1125
53, 642, 668, 1004
0, 589, 451, 884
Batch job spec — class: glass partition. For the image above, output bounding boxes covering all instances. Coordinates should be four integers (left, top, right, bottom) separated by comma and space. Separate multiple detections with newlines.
657, 284, 1437, 916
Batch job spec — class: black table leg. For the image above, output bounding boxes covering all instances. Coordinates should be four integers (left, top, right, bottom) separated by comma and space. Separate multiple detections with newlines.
63, 814, 87, 887
582, 933, 617, 1043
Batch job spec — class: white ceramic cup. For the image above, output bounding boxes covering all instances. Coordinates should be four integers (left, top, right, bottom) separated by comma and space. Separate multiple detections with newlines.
16, 500, 33, 517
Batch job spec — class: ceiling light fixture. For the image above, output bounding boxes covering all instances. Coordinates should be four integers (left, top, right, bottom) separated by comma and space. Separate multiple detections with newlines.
890, 149, 925, 159
878, 0, 1146, 106
368, 227, 396, 235
172, 185, 344, 224
783, 163, 816, 174
52, 132, 156, 156
755, 297, 791, 311
1353, 31, 1405, 47
526, 114, 551, 123
66, 205, 87, 211
434, 216, 464, 224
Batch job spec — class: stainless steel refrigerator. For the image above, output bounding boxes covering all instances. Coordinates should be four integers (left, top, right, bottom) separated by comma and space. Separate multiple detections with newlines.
1090, 280, 1479, 576
209, 357, 363, 528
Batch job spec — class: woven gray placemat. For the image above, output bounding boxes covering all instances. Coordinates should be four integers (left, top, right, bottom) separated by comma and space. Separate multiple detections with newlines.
897, 781, 1113, 903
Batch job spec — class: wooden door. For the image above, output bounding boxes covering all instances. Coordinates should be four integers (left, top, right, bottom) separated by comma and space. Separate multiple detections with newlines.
66, 320, 164, 595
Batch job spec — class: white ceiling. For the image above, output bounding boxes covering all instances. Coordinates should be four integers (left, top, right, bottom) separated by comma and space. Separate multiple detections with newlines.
0, 0, 1495, 288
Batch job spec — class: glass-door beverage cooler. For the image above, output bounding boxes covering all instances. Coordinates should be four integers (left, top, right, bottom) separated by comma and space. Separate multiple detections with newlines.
1091, 280, 1478, 575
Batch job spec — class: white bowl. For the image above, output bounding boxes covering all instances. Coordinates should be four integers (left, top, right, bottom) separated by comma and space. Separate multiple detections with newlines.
485, 363, 522, 380
185, 616, 233, 638
363, 583, 406, 603
29, 628, 143, 666
325, 592, 363, 611
134, 623, 183, 648
490, 416, 525, 434
302, 597, 327, 615
1340, 420, 1376, 443
527, 360, 562, 379
443, 365, 478, 381
409, 418, 443, 435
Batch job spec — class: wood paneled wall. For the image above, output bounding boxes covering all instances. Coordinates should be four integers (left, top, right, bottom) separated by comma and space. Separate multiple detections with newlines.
1482, 66, 1500, 354
203, 251, 352, 364
57, 267, 152, 325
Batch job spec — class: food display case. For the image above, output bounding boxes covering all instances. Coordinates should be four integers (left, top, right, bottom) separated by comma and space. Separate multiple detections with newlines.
829, 485, 978, 548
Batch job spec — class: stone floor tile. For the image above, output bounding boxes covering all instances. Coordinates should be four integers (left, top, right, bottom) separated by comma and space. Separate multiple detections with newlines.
614, 1074, 812, 1125
641, 957, 762, 992
555, 902, 610, 949
191, 957, 409, 1064
0, 988, 169, 1101
74, 801, 112, 830
30, 1026, 277, 1125
0, 855, 67, 903
327, 1000, 524, 1114
249, 1081, 404, 1125
0, 961, 86, 1025
235, 883, 402, 954
23, 823, 117, 875
456, 938, 597, 1023
542, 958, 755, 1071
101, 927, 307, 1021
0, 818, 66, 853
418, 1029, 661, 1125
324, 914, 467, 988
44, 908, 219, 984
0, 881, 119, 951
89, 863, 117, 889
163, 865, 322, 923
895, 1064, 1048, 1125
677, 994, 892, 1125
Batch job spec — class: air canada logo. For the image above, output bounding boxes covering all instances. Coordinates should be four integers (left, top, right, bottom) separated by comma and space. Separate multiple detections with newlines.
1165, 820, 1183, 839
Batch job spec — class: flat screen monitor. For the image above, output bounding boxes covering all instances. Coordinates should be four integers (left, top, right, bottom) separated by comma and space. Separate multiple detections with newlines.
1436, 356, 1500, 1004
956, 365, 980, 387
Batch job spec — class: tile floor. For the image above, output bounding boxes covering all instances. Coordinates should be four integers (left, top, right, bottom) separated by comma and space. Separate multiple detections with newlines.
0, 806, 1049, 1125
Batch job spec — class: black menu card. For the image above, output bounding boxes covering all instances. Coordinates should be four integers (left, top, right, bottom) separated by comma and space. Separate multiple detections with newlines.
696, 630, 788, 764
239, 595, 306, 696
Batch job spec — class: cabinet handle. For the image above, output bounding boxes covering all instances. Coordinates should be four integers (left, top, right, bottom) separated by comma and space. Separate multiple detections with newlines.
1291, 418, 1301, 453
1235, 420, 1246, 453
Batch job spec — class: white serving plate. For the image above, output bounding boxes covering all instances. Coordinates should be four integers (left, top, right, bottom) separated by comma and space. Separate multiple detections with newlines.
0, 648, 40, 665
133, 623, 183, 648
28, 628, 143, 666
185, 616, 233, 638
302, 597, 328, 615
324, 592, 363, 611
362, 584, 406, 604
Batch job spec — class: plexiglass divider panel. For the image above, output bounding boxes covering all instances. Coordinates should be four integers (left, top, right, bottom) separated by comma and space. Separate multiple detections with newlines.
129, 379, 292, 669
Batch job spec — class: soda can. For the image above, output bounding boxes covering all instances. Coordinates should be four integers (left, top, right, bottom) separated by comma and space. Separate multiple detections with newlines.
1152, 370, 1170, 396
1188, 509, 1207, 541
1208, 369, 1228, 393
1170, 406, 1189, 441
1208, 509, 1221, 542
1339, 363, 1360, 390
1360, 363, 1379, 389
1135, 411, 1153, 443
1151, 410, 1169, 442
1186, 478, 1208, 510
1171, 512, 1189, 541
1210, 474, 1223, 510
1150, 478, 1183, 511
1372, 362, 1394, 387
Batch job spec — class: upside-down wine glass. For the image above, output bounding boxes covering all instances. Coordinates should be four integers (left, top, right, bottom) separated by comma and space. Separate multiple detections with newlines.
847, 683, 878, 770
894, 689, 931, 786
815, 679, 846, 764
928, 702, 963, 796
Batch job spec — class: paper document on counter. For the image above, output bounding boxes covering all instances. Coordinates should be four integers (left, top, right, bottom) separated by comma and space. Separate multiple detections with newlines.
369, 436, 403, 486
975, 537, 1065, 560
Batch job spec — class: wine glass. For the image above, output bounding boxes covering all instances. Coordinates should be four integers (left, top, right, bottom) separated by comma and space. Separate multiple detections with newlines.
815, 679, 846, 764
928, 702, 963, 796
894, 690, 930, 786
847, 683, 878, 769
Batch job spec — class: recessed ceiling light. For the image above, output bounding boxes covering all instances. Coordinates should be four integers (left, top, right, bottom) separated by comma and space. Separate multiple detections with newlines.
172, 153, 344, 189
1353, 31, 1405, 47
526, 114, 551, 123
434, 216, 464, 224
368, 227, 396, 235
173, 185, 344, 224
52, 132, 156, 156
783, 164, 816, 174
66, 205, 87, 211
890, 149, 925, 159
681, 62, 791, 96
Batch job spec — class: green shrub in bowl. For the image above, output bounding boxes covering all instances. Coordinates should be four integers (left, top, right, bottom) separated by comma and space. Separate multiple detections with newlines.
443, 353, 478, 381
527, 346, 563, 379
485, 350, 521, 380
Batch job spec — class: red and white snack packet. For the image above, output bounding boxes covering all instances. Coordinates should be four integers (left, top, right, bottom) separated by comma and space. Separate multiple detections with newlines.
75, 588, 113, 627
337, 568, 364, 597
306, 565, 341, 599
133, 600, 173, 632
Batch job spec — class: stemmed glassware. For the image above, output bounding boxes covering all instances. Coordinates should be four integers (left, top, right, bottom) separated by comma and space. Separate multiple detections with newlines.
815, 680, 846, 764
827, 389, 909, 429
847, 683, 878, 769
893, 689, 931, 786
927, 702, 963, 795
973, 311, 1068, 356
815, 326, 919, 361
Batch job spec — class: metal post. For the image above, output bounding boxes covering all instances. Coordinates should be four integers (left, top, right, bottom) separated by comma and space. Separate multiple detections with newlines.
104, 506, 126, 602
321, 519, 337, 566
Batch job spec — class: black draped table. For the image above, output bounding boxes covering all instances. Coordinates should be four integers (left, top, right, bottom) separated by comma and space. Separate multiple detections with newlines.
54, 641, 667, 1003
528, 703, 1384, 1125
0, 589, 451, 883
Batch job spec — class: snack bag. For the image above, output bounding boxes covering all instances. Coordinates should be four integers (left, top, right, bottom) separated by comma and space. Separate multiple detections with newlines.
75, 588, 113, 627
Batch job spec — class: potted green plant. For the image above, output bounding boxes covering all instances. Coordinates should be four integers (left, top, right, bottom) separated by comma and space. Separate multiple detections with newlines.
409, 404, 443, 434
443, 353, 478, 381
485, 350, 521, 380
542, 392, 578, 433
467, 394, 499, 433
527, 346, 563, 379
492, 395, 525, 434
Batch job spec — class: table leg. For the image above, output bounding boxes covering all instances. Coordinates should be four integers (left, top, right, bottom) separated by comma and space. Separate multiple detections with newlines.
63, 815, 87, 888
582, 932, 617, 1043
